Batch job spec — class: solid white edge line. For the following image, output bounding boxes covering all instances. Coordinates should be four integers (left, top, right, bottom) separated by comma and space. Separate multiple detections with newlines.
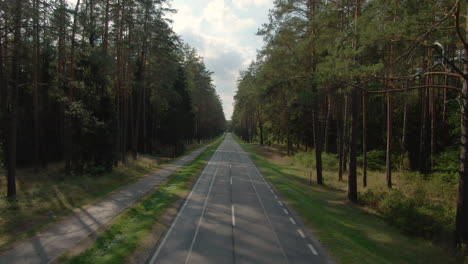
283, 208, 289, 215
232, 205, 236, 227
289, 217, 296, 225
149, 146, 219, 264
307, 244, 318, 255
184, 165, 220, 264
297, 229, 306, 238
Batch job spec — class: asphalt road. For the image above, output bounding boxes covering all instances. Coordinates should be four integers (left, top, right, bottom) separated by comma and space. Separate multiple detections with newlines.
149, 133, 329, 264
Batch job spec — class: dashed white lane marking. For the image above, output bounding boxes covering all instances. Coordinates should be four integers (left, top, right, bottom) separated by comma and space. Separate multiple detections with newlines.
274, 195, 278, 199
232, 205, 236, 227
278, 201, 283, 206
307, 244, 318, 255
297, 229, 306, 238
289, 217, 296, 225
270, 189, 274, 194
283, 209, 289, 215
230, 177, 232, 185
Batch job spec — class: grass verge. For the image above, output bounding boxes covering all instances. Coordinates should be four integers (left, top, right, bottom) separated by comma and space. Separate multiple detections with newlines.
235, 139, 457, 264
0, 139, 218, 250
61, 138, 222, 264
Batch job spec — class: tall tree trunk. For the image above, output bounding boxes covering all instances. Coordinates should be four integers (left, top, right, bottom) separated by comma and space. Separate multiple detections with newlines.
349, 0, 361, 201
0, 18, 6, 132
430, 76, 436, 171
337, 95, 344, 181
313, 105, 324, 185
89, 0, 96, 47
257, 106, 264, 145
419, 52, 430, 174
362, 90, 367, 187
65, 0, 81, 171
103, 0, 110, 52
8, 0, 22, 198
132, 3, 150, 159
401, 89, 408, 170
33, 0, 41, 172
455, 1, 468, 247
323, 96, 331, 153
349, 86, 360, 202
343, 95, 349, 172
442, 73, 448, 123
386, 89, 393, 188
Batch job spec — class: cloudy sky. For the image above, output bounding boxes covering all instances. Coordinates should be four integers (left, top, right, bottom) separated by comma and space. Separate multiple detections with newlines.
168, 0, 274, 120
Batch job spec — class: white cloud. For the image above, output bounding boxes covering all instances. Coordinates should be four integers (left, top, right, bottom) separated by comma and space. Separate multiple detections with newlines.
232, 0, 270, 10
170, 0, 273, 119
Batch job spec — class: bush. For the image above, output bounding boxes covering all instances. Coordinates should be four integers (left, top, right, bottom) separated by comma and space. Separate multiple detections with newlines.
322, 153, 339, 171
293, 151, 315, 169
293, 151, 339, 171
360, 189, 455, 240
358, 150, 386, 171
433, 150, 459, 185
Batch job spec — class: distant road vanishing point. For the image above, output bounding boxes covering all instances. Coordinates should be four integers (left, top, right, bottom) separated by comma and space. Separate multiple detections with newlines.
150, 133, 330, 264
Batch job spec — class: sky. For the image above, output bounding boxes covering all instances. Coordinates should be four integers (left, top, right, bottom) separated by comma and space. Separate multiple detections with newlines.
167, 0, 274, 120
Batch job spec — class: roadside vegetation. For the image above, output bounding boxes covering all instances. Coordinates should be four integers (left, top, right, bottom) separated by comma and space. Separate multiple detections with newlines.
59, 138, 222, 264
293, 149, 457, 244
237, 139, 458, 263
0, 140, 213, 250
231, 0, 468, 250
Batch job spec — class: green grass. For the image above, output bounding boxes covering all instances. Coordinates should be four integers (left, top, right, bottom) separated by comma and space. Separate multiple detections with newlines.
0, 140, 217, 250
64, 138, 223, 264
236, 140, 457, 264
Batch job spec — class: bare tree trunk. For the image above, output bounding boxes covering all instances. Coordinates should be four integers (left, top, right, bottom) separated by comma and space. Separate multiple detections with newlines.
103, 0, 110, 53
313, 103, 324, 185
420, 78, 429, 173
349, 0, 361, 201
337, 95, 344, 181
430, 76, 436, 170
362, 90, 367, 187
401, 90, 408, 170
386, 89, 393, 188
65, 0, 81, 171
457, 70, 468, 247
257, 106, 264, 145
132, 3, 150, 159
323, 96, 331, 153
455, 2, 468, 247
442, 73, 448, 123
8, 0, 22, 198
33, 0, 41, 172
349, 86, 360, 202
343, 95, 349, 172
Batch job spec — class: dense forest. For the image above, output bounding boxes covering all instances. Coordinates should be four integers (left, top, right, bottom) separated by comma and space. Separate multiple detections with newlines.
0, 0, 225, 198
232, 0, 468, 248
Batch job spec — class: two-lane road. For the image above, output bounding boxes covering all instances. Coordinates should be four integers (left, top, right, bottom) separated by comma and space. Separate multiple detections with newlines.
149, 134, 329, 264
